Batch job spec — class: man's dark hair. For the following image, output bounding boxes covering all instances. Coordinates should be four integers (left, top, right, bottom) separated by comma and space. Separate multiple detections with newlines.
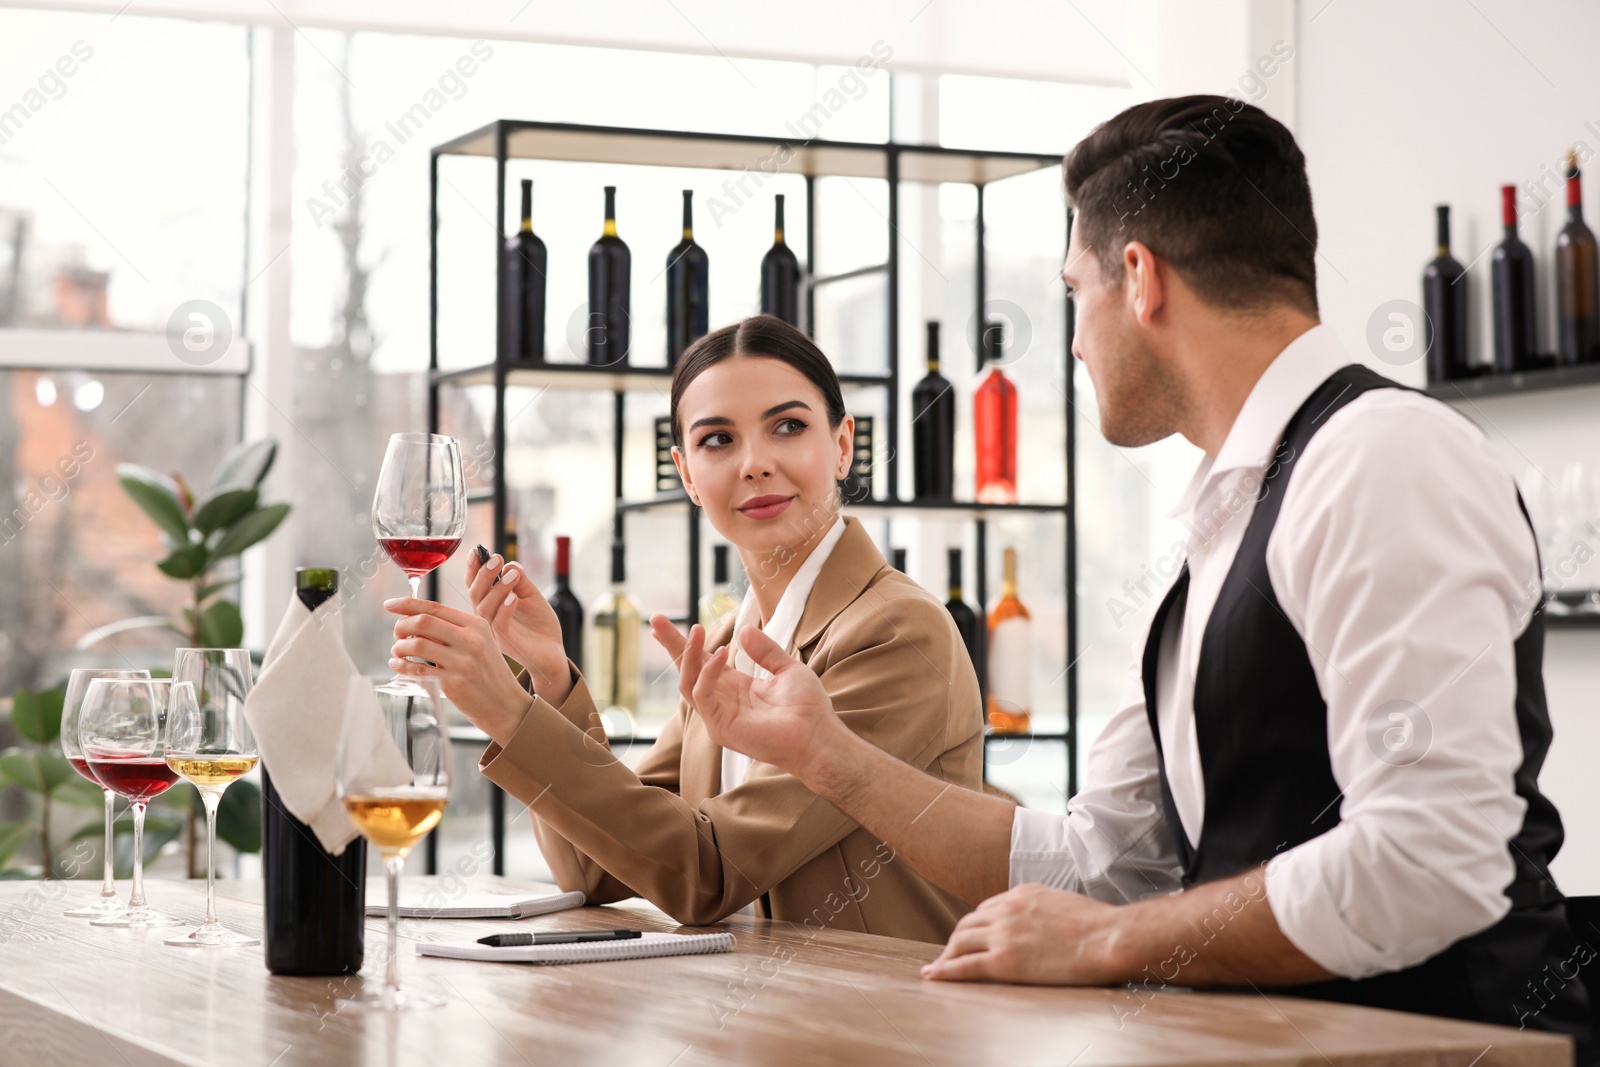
1064, 94, 1319, 316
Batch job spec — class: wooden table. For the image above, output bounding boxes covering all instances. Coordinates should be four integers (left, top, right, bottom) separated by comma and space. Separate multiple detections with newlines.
0, 877, 1571, 1066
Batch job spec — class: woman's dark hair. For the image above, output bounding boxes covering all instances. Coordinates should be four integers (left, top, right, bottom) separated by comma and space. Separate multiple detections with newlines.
1065, 94, 1318, 316
669, 314, 847, 449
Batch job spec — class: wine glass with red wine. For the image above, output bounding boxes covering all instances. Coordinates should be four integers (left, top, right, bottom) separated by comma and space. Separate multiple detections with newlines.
373, 432, 467, 694
60, 667, 150, 916
80, 677, 191, 928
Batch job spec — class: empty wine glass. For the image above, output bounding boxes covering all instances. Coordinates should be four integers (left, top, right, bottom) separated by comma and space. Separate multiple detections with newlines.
164, 648, 259, 947
336, 675, 451, 1010
373, 432, 466, 694
60, 667, 150, 917
82, 678, 188, 928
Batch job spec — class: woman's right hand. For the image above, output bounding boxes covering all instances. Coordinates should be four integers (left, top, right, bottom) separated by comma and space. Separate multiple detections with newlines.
466, 548, 572, 702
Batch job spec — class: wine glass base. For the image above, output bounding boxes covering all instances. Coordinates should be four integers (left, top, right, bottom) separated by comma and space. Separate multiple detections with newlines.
91, 907, 186, 928
376, 675, 430, 696
64, 896, 125, 919
339, 986, 445, 1011
164, 924, 261, 947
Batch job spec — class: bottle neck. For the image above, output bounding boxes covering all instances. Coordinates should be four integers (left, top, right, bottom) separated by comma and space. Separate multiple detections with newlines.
1501, 186, 1518, 238
682, 191, 694, 241
603, 188, 617, 237
1569, 171, 1585, 220
773, 196, 786, 245
520, 182, 533, 233
1435, 206, 1451, 257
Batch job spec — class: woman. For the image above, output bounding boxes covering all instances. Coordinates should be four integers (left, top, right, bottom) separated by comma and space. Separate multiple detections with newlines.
384, 314, 982, 943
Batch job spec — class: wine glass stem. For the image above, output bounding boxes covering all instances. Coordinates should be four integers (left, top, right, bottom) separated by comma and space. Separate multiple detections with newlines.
409, 575, 422, 600
202, 790, 221, 927
385, 854, 404, 994
128, 802, 147, 909
98, 789, 116, 898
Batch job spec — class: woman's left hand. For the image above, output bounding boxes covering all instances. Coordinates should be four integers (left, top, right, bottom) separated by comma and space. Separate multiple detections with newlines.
385, 596, 532, 746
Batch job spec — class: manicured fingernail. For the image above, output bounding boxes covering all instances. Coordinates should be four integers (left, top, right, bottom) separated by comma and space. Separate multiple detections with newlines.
504, 593, 516, 607
383, 598, 400, 607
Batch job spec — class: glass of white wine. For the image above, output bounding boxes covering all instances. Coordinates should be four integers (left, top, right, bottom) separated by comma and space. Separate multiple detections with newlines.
336, 674, 451, 1010
165, 648, 260, 947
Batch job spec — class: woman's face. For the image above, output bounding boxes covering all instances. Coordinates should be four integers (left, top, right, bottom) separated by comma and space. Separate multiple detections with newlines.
671, 355, 853, 560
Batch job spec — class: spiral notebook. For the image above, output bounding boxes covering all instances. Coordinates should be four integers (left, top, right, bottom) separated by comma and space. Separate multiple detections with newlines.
417, 931, 736, 965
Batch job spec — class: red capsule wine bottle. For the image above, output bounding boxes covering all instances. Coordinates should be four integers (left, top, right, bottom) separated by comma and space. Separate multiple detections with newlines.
1556, 151, 1600, 365
760, 194, 801, 327
504, 179, 547, 364
666, 190, 709, 369
262, 568, 366, 976
1491, 184, 1539, 373
548, 534, 584, 668
911, 321, 956, 501
1422, 205, 1471, 382
587, 186, 631, 366
974, 321, 1018, 505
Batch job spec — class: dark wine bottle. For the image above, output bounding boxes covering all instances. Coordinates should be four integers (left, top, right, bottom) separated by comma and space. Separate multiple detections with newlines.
587, 185, 631, 366
945, 548, 985, 710
1556, 150, 1600, 365
548, 534, 584, 668
504, 178, 547, 365
262, 567, 366, 976
666, 190, 710, 369
1422, 205, 1471, 382
760, 194, 801, 327
1491, 184, 1539, 374
912, 321, 956, 501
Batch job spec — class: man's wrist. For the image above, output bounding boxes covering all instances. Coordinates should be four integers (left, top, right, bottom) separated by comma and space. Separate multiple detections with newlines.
795, 715, 871, 801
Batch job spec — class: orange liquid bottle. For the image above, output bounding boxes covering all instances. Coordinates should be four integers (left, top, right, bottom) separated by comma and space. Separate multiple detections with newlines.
986, 546, 1032, 734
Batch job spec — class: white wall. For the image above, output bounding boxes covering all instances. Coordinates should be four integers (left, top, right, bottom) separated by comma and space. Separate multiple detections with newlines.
1292, 0, 1600, 891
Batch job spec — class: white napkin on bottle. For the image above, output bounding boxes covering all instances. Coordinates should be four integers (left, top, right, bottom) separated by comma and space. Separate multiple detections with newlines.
244, 595, 410, 854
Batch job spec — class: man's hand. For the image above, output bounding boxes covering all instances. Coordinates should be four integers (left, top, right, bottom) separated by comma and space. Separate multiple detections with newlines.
921, 884, 1123, 985
647, 616, 846, 781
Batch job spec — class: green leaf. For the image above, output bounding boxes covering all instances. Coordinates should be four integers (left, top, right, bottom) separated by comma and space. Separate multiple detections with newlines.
197, 577, 242, 603
0, 749, 74, 795
210, 503, 290, 560
0, 867, 35, 880
192, 487, 259, 535
0, 823, 32, 867
158, 543, 209, 579
197, 600, 244, 649
10, 686, 64, 745
52, 775, 106, 809
209, 439, 278, 492
117, 464, 191, 542
190, 780, 262, 854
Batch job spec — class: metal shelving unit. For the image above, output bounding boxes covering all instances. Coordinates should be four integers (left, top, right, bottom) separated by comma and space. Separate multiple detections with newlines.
426, 118, 1077, 874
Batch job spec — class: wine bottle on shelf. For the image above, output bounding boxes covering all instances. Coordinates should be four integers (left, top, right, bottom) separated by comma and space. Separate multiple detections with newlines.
1556, 151, 1600, 365
1422, 204, 1471, 382
986, 547, 1031, 735
666, 189, 710, 369
945, 548, 986, 712
974, 321, 1018, 505
262, 568, 365, 977
587, 185, 631, 366
912, 321, 955, 502
548, 535, 584, 668
503, 512, 519, 564
699, 544, 740, 628
503, 178, 547, 365
589, 540, 640, 723
760, 194, 801, 327
1492, 184, 1540, 373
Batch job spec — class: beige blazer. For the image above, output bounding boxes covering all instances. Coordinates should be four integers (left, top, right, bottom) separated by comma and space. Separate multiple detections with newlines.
478, 514, 984, 944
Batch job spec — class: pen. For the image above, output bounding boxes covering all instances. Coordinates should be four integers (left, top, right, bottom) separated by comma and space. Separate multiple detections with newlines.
478, 929, 642, 947
475, 543, 507, 588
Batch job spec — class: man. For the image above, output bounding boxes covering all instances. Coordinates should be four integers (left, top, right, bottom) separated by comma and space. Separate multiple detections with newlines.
653, 94, 1594, 1055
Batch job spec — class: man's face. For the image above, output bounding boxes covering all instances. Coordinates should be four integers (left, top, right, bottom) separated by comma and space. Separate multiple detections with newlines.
1064, 225, 1184, 448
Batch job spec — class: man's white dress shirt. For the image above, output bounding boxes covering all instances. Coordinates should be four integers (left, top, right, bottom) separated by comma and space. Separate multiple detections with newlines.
1010, 325, 1543, 980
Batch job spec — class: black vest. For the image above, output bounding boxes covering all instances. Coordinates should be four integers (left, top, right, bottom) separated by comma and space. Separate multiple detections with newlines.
1142, 364, 1593, 1054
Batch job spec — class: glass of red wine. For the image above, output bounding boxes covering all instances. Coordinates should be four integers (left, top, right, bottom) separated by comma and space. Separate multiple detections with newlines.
373, 432, 466, 695
60, 667, 150, 916
80, 677, 190, 929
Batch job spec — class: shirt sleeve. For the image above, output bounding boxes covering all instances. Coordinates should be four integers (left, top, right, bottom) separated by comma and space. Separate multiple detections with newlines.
1009, 642, 1185, 903
1263, 391, 1537, 979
